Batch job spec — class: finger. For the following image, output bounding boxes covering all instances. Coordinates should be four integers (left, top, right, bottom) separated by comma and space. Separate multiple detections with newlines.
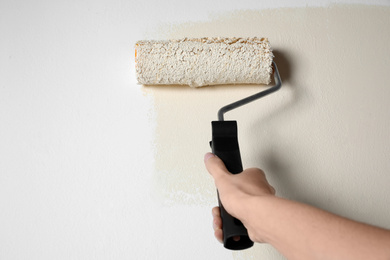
212, 207, 220, 218
211, 206, 223, 243
213, 214, 222, 231
214, 228, 223, 244
204, 153, 231, 180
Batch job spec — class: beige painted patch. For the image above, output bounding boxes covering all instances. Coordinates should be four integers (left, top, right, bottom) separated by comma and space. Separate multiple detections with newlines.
143, 7, 390, 257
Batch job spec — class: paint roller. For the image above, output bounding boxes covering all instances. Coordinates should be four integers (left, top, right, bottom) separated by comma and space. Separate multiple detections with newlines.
135, 37, 282, 250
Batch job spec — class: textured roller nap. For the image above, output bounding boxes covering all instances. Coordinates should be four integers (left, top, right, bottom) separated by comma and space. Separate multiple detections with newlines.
135, 37, 274, 87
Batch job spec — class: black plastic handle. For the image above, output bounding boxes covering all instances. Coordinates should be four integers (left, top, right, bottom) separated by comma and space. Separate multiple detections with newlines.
210, 121, 254, 250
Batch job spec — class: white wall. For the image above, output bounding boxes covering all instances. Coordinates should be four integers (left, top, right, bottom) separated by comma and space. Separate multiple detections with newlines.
1, 1, 390, 259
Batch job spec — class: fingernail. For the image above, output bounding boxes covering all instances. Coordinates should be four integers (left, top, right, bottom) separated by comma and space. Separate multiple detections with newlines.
204, 152, 215, 162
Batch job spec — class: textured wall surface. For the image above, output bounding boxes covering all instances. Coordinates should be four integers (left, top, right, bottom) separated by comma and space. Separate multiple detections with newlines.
1, 1, 390, 259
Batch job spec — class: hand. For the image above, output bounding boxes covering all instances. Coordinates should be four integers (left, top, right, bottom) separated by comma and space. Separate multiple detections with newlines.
204, 152, 276, 243
205, 153, 390, 260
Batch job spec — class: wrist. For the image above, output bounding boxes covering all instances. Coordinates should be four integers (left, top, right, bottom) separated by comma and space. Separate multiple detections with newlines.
240, 194, 279, 243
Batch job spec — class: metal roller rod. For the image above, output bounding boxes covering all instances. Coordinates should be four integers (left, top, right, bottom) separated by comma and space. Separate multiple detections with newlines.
218, 61, 282, 121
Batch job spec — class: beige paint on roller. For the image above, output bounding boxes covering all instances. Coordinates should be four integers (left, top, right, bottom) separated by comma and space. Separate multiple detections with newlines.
136, 37, 273, 87
143, 4, 390, 258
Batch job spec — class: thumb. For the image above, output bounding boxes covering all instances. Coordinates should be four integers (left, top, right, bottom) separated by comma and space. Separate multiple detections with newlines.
204, 153, 231, 181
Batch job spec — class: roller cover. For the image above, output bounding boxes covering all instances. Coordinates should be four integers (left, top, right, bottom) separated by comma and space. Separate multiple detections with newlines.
135, 37, 273, 87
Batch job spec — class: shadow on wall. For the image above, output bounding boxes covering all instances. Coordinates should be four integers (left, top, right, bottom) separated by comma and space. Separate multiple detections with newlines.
249, 49, 316, 202
273, 50, 292, 83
